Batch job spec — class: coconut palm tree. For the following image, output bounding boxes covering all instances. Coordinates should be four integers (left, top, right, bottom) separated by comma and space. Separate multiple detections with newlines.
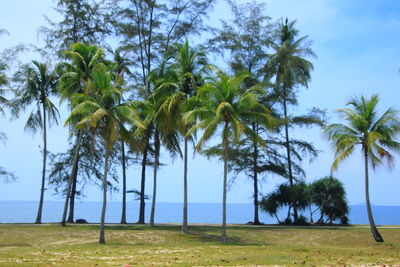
263, 18, 315, 223
127, 92, 181, 226
66, 63, 144, 244
147, 64, 182, 226
13, 60, 59, 224
185, 71, 273, 243
108, 48, 134, 224
323, 94, 400, 242
159, 39, 210, 233
59, 43, 103, 226
59, 43, 103, 98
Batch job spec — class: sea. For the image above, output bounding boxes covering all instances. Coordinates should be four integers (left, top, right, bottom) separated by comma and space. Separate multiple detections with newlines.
0, 201, 399, 225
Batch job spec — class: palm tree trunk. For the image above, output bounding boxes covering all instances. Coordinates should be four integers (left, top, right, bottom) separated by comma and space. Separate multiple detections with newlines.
138, 137, 149, 224
120, 140, 127, 224
282, 88, 298, 223
61, 130, 83, 226
364, 149, 384, 242
35, 103, 47, 224
251, 123, 260, 225
182, 137, 189, 233
67, 158, 79, 223
221, 124, 229, 243
150, 130, 160, 226
99, 147, 110, 244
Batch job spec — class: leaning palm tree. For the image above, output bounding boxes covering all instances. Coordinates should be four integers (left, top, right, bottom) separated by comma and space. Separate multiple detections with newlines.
185, 71, 273, 243
263, 18, 315, 223
159, 39, 210, 233
13, 61, 59, 224
323, 94, 400, 242
59, 43, 104, 226
66, 63, 144, 244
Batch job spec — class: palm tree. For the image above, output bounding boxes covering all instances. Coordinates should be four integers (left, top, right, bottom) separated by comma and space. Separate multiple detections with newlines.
59, 43, 103, 226
323, 94, 400, 242
185, 71, 273, 243
108, 48, 133, 224
147, 64, 182, 226
13, 61, 59, 224
59, 43, 103, 98
159, 39, 210, 233
66, 63, 144, 244
263, 18, 315, 223
123, 100, 152, 225
128, 91, 181, 226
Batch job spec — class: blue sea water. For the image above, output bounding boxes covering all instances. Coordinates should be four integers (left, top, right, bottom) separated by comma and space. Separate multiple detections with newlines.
0, 201, 399, 225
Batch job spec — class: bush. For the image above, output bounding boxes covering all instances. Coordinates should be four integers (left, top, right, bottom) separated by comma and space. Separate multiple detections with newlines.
260, 182, 310, 224
310, 176, 349, 224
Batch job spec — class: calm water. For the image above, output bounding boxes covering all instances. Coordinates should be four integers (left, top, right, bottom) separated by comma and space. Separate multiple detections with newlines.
0, 201, 399, 225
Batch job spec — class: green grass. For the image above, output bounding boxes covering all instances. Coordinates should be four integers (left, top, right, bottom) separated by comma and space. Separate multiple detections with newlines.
0, 224, 399, 266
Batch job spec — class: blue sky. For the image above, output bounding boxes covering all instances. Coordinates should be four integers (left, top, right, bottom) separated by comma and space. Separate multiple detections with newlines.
0, 0, 400, 206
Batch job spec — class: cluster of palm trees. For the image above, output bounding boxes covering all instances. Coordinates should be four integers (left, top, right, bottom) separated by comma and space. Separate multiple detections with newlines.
1, 17, 399, 246
5, 40, 274, 244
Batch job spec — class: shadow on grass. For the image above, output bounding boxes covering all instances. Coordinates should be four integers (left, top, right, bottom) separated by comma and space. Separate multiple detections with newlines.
182, 227, 271, 246
76, 224, 268, 245
48, 224, 361, 246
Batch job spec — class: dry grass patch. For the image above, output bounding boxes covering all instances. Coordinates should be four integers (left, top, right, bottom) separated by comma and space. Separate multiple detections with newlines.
0, 224, 399, 266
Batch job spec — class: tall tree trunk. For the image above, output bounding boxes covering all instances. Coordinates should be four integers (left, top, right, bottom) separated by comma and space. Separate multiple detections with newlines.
251, 123, 260, 225
150, 130, 160, 226
61, 130, 83, 226
35, 103, 47, 224
120, 140, 127, 224
221, 124, 229, 243
138, 135, 149, 224
364, 149, 384, 242
282, 87, 298, 223
67, 156, 79, 223
182, 137, 189, 233
99, 147, 110, 244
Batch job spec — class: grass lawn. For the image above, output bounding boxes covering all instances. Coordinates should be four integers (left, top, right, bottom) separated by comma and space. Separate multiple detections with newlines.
0, 224, 399, 266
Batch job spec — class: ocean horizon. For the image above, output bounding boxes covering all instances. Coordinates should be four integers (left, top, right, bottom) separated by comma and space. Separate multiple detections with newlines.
1, 201, 399, 225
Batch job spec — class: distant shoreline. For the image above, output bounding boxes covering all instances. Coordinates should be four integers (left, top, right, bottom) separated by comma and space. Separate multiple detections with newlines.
0, 222, 399, 229
1, 202, 399, 225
